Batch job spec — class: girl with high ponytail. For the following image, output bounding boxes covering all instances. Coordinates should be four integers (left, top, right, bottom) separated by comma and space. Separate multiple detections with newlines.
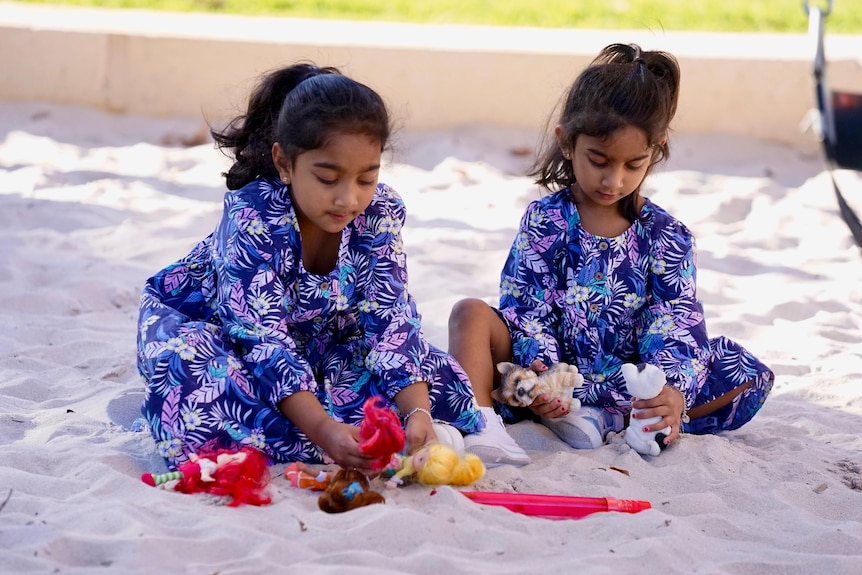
449, 43, 774, 465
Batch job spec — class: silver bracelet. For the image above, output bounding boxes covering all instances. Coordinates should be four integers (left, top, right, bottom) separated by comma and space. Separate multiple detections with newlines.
680, 403, 690, 434
403, 407, 432, 423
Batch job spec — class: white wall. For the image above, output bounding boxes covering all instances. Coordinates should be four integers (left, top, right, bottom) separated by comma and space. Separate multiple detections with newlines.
2, 3, 861, 150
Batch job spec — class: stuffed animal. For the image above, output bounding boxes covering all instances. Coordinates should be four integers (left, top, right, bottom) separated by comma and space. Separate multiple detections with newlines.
492, 361, 583, 411
621, 362, 672, 456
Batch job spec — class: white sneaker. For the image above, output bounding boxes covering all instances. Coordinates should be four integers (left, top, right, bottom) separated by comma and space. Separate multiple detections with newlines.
541, 406, 624, 449
464, 407, 530, 467
432, 422, 466, 454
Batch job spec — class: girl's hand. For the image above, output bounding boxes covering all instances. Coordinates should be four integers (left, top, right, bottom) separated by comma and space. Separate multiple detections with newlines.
528, 360, 568, 419
529, 393, 570, 418
394, 382, 435, 454
404, 410, 436, 454
631, 385, 686, 446
278, 391, 376, 473
315, 419, 377, 475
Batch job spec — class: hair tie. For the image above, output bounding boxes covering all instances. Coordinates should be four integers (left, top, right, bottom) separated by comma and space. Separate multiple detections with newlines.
342, 481, 363, 500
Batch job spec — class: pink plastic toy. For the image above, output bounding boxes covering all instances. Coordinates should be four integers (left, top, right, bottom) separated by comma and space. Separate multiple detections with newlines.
461, 491, 651, 520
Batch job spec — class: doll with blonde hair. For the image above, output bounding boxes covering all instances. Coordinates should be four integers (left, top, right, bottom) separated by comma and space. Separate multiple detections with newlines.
386, 443, 485, 488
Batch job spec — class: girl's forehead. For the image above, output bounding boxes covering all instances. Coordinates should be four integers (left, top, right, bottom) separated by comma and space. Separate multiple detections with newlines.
293, 133, 382, 174
579, 126, 650, 156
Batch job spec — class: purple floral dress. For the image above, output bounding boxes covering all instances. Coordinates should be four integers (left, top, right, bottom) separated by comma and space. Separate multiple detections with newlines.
137, 178, 483, 469
498, 189, 774, 433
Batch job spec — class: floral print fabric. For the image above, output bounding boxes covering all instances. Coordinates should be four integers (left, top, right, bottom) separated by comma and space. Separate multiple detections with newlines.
498, 189, 773, 433
138, 178, 482, 469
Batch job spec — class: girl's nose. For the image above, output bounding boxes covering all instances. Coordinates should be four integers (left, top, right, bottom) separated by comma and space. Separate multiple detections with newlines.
602, 166, 625, 190
334, 182, 360, 208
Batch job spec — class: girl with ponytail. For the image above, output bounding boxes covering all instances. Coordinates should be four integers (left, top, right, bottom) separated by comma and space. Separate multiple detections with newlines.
137, 63, 484, 474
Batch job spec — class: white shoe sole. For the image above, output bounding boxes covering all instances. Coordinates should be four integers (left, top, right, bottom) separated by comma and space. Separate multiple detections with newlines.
464, 444, 530, 468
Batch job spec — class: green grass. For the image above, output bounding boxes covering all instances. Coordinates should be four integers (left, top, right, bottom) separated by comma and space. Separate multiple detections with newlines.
15, 0, 862, 33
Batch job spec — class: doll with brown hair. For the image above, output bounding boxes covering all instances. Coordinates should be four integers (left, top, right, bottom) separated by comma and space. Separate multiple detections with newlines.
318, 468, 386, 513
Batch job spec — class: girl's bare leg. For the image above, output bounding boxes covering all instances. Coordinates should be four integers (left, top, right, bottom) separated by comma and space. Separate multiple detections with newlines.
448, 298, 512, 406
448, 298, 528, 466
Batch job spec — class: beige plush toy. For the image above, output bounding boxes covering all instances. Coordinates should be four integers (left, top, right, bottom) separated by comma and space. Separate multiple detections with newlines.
621, 362, 672, 456
493, 362, 583, 411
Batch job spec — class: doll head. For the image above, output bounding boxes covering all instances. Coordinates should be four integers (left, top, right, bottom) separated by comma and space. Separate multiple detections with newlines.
318, 468, 386, 513
358, 396, 405, 471
414, 443, 486, 487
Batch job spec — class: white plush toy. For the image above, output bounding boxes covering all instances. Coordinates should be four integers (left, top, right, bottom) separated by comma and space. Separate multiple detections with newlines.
621, 362, 672, 456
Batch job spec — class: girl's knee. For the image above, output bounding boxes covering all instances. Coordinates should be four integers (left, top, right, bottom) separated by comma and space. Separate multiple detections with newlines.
448, 298, 492, 328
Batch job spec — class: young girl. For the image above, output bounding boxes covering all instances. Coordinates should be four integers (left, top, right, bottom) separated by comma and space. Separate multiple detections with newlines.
448, 43, 774, 466
137, 63, 483, 473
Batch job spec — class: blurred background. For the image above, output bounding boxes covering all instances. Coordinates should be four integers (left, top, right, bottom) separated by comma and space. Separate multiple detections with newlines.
9, 0, 862, 33
1, 1, 861, 150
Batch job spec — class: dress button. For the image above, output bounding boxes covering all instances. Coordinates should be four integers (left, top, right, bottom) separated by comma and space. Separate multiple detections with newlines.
320, 282, 329, 290
589, 303, 599, 313
594, 272, 604, 281
598, 241, 609, 250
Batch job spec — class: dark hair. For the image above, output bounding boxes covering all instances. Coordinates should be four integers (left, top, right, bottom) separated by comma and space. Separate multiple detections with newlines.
212, 63, 391, 190
529, 43, 680, 222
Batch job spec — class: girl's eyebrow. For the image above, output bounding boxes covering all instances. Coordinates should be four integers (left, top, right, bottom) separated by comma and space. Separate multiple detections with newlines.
312, 161, 381, 173
586, 148, 650, 162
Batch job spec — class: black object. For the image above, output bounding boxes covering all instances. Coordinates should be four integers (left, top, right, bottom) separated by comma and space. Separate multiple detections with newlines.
808, 0, 862, 247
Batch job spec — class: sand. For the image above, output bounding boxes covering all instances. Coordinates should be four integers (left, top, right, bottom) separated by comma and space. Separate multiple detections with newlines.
1, 98, 862, 574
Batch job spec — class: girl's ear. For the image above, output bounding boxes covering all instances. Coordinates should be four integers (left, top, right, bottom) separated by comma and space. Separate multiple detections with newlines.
272, 143, 292, 184
652, 137, 668, 162
554, 125, 572, 160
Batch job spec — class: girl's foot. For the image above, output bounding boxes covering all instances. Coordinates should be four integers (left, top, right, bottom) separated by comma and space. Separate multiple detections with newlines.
464, 406, 530, 467
541, 406, 624, 449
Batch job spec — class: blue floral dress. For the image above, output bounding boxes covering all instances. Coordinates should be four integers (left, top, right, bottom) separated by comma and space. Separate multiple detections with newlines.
137, 178, 483, 469
498, 189, 774, 434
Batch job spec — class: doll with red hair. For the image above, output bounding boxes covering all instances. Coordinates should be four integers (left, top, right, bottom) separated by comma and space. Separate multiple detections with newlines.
142, 446, 271, 507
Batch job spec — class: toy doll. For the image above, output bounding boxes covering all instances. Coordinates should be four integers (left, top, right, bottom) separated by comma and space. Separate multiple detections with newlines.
284, 462, 333, 491
141, 446, 272, 507
385, 443, 485, 488
318, 468, 386, 513
358, 396, 405, 471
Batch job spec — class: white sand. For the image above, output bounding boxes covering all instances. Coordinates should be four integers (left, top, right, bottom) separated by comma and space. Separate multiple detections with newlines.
2, 99, 862, 574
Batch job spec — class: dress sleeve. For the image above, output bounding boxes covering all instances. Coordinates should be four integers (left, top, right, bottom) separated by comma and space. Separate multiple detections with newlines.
498, 199, 566, 367
636, 220, 710, 409
353, 185, 436, 398
213, 186, 317, 406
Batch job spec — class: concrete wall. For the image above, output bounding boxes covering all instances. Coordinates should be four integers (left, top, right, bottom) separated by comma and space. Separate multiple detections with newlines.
2, 2, 861, 150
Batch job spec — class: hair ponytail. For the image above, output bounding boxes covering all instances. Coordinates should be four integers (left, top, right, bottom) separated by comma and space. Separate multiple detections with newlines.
528, 43, 681, 222
211, 63, 339, 190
